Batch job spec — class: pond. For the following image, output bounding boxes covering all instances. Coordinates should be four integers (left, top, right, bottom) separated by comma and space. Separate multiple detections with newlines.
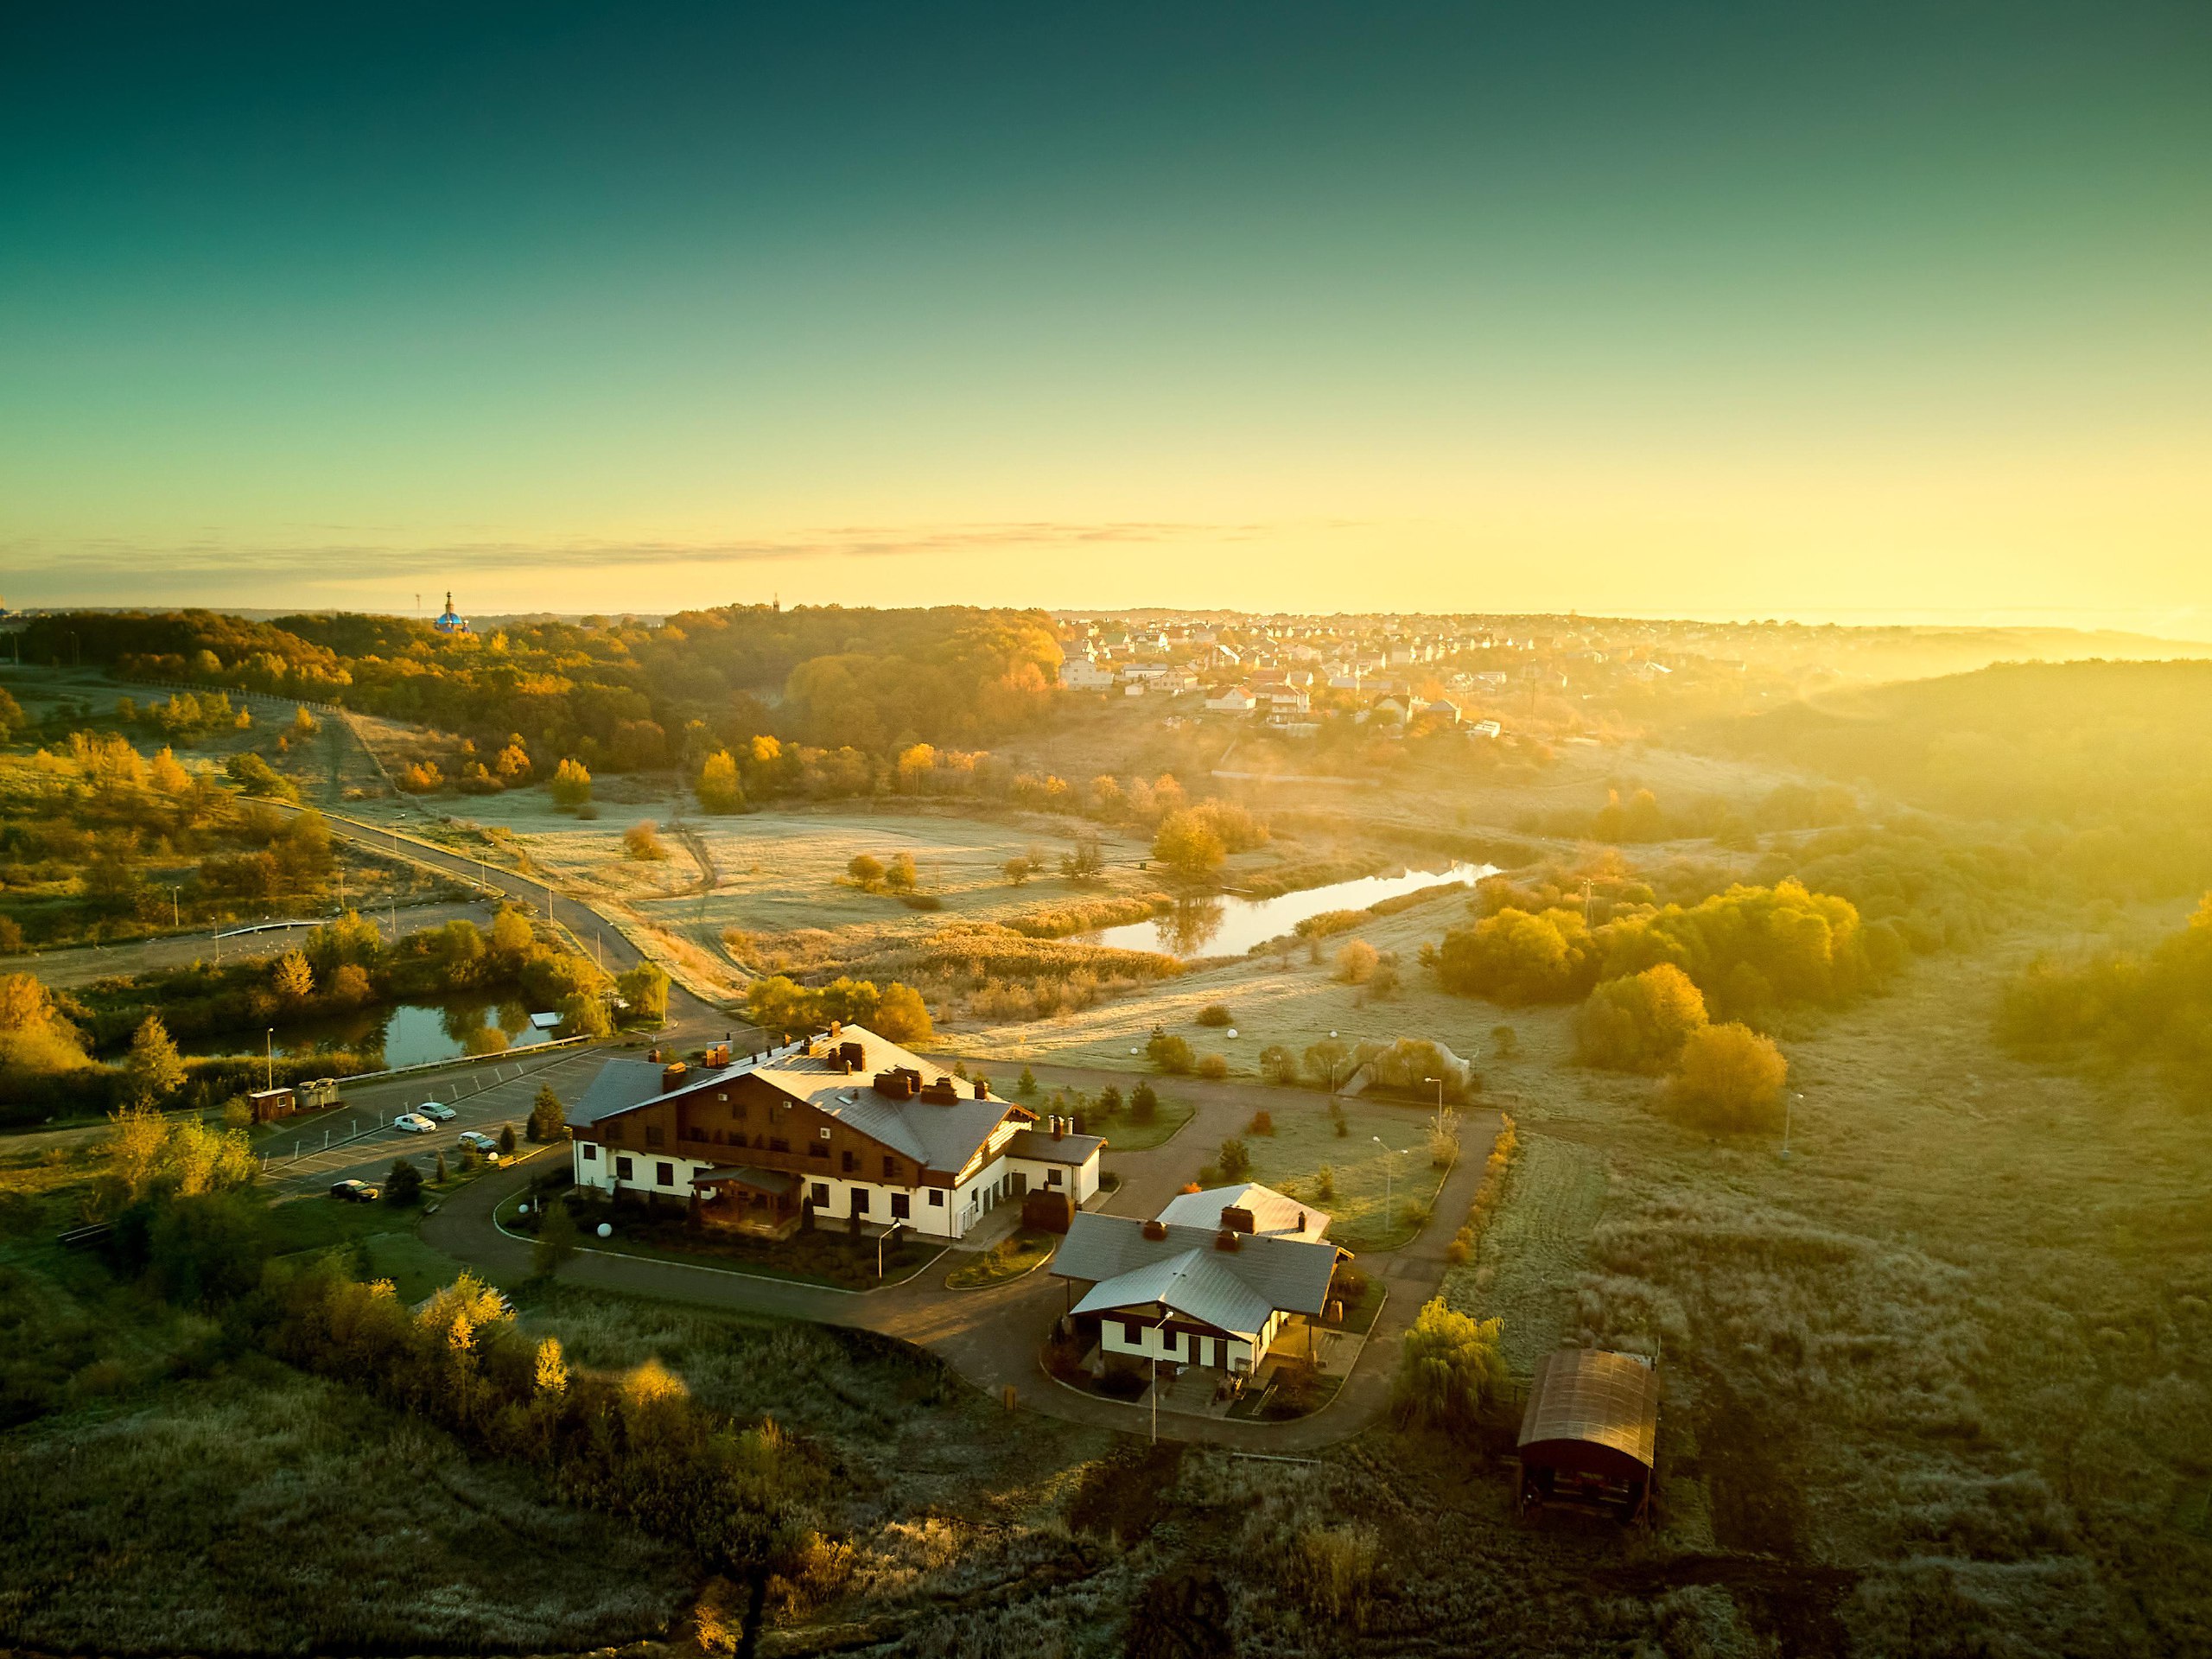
186, 995, 558, 1071
1081, 861, 1498, 959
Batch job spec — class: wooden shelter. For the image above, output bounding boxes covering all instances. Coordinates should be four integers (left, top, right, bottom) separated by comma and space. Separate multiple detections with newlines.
1516, 1348, 1661, 1521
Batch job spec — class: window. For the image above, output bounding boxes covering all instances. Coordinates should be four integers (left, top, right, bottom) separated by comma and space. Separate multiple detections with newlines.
928, 1189, 944, 1207
841, 1150, 856, 1173
880, 1155, 896, 1179
852, 1189, 869, 1215
604, 1122, 623, 1142
1047, 1168, 1064, 1186
616, 1156, 634, 1181
891, 1192, 910, 1220
818, 1125, 830, 1139
582, 1143, 598, 1162
769, 1137, 789, 1153
645, 1125, 664, 1147
810, 1183, 829, 1207
655, 1161, 674, 1186
1124, 1320, 1144, 1346
808, 1142, 828, 1159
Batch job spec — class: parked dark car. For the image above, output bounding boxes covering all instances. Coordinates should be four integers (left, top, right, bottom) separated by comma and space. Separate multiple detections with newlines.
329, 1179, 380, 1203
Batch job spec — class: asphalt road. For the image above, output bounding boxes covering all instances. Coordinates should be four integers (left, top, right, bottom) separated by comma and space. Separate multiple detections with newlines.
257, 798, 739, 1039
0, 899, 492, 989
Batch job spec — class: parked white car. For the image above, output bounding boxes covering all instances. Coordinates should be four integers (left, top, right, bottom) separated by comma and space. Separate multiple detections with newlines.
393, 1113, 435, 1134
457, 1130, 499, 1153
416, 1101, 456, 1122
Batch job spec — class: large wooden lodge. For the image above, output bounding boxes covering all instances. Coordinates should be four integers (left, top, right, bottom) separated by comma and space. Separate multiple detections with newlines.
565, 1024, 1102, 1239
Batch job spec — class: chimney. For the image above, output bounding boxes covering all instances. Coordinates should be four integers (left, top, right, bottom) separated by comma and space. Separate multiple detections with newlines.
1220, 1205, 1255, 1235
660, 1062, 688, 1093
830, 1020, 842, 1039
1214, 1228, 1242, 1252
1297, 1210, 1308, 1234
973, 1078, 988, 1100
1141, 1219, 1167, 1241
1051, 1116, 1065, 1141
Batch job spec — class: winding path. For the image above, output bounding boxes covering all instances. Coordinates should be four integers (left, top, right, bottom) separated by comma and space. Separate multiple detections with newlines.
423, 1071, 1498, 1448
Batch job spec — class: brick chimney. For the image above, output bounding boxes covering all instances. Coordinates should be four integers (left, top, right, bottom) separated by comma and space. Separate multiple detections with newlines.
660, 1062, 688, 1093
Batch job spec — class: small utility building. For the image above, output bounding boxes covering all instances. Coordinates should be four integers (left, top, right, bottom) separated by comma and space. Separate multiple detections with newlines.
1516, 1348, 1661, 1521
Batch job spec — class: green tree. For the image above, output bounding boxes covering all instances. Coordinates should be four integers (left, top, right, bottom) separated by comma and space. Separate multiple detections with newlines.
847, 854, 885, 888
435, 1149, 450, 1184
528, 1084, 568, 1142
498, 1122, 517, 1154
124, 1013, 188, 1106
1016, 1066, 1038, 1097
1146, 1028, 1195, 1074
1258, 1044, 1298, 1085
534, 1198, 579, 1276
1002, 855, 1033, 887
556, 990, 612, 1039
224, 751, 296, 800
1130, 1082, 1159, 1122
1217, 1137, 1251, 1181
1303, 1038, 1351, 1089
1392, 1297, 1507, 1435
884, 851, 918, 893
615, 960, 671, 1025
1436, 907, 1598, 1005
384, 1159, 424, 1207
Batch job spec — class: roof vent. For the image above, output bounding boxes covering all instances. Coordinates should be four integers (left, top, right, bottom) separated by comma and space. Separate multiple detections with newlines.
872, 1071, 917, 1100
1296, 1211, 1308, 1233
1215, 1228, 1242, 1252
918, 1077, 961, 1105
1141, 1219, 1168, 1242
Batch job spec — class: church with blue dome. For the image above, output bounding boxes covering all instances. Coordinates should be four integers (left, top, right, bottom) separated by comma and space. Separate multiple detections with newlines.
433, 592, 470, 635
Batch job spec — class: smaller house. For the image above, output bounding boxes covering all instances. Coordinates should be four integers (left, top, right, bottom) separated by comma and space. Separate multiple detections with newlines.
1468, 719, 1503, 740
1059, 657, 1116, 691
1205, 686, 1258, 714
1052, 1209, 1347, 1379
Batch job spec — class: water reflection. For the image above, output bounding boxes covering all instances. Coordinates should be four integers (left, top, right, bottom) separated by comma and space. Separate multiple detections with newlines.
187, 995, 553, 1071
1084, 861, 1499, 960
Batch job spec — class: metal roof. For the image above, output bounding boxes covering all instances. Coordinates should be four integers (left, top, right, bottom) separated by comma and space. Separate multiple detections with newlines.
566, 1028, 1026, 1178
1516, 1349, 1661, 1471
1155, 1181, 1330, 1242
1070, 1249, 1277, 1339
1052, 1213, 1342, 1326
1003, 1126, 1106, 1166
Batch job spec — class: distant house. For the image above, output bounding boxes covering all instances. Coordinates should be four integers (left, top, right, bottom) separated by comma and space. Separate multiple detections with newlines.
1417, 698, 1461, 725
1059, 657, 1116, 691
1155, 1181, 1329, 1242
1205, 686, 1258, 714
1264, 688, 1311, 714
1468, 719, 1503, 740
1370, 696, 1408, 725
566, 1025, 1101, 1241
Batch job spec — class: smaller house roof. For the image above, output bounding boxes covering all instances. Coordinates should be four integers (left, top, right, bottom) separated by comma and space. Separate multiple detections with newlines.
1071, 1249, 1275, 1339
1052, 1213, 1343, 1326
1517, 1348, 1661, 1471
1156, 1181, 1328, 1241
1003, 1126, 1105, 1166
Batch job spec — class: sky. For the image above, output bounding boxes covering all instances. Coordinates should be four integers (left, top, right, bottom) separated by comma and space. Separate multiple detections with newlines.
2, 3, 2207, 632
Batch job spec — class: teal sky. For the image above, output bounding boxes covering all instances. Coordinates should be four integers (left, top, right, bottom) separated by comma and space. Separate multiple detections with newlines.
2, 3, 2207, 629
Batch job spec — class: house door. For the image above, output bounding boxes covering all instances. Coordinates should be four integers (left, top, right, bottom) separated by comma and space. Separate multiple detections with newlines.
1008, 1172, 1028, 1198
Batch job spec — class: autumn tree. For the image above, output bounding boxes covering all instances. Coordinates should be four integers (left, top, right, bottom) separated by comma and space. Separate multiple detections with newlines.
615, 960, 671, 1024
847, 854, 885, 889
1577, 963, 1708, 1071
1153, 809, 1225, 880
873, 982, 933, 1045
1392, 1297, 1508, 1435
1336, 939, 1378, 983
125, 1013, 188, 1106
623, 821, 671, 861
549, 758, 593, 809
272, 950, 315, 1003
1669, 1022, 1789, 1130
696, 749, 746, 814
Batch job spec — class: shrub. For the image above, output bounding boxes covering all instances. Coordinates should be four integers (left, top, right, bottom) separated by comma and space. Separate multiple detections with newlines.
896, 892, 942, 911
1248, 1109, 1274, 1135
1131, 1083, 1159, 1122
1016, 1066, 1037, 1097
1303, 1038, 1351, 1089
1336, 939, 1378, 983
696, 750, 746, 814
533, 1198, 577, 1276
1195, 1003, 1232, 1027
383, 1159, 423, 1207
1258, 1044, 1298, 1085
1095, 1084, 1122, 1116
1436, 906, 1597, 1005
883, 852, 918, 892
1217, 1137, 1251, 1181
1313, 1164, 1335, 1202
615, 960, 671, 1024
872, 982, 934, 1045
1197, 1053, 1230, 1081
1669, 1021, 1788, 1130
498, 1122, 517, 1154
623, 821, 671, 861
847, 854, 884, 888
1146, 1028, 1195, 1074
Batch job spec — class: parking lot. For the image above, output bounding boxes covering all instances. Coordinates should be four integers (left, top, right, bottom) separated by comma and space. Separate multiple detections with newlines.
259, 1045, 611, 1198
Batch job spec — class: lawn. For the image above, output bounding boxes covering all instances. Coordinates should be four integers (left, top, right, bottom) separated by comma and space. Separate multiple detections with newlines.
1064, 1093, 1196, 1152
1194, 1095, 1459, 1252
945, 1227, 1055, 1288
1439, 1130, 1607, 1375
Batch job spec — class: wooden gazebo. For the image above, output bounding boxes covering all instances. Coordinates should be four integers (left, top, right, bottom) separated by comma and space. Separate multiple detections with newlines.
1516, 1348, 1661, 1522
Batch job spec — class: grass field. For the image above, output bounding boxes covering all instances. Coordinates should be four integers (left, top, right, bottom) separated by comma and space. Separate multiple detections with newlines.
1440, 1131, 1606, 1375
1202, 1095, 1459, 1252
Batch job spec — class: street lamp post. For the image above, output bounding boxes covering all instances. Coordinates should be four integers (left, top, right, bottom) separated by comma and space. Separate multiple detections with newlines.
1424, 1075, 1446, 1139
264, 1028, 275, 1092
1783, 1092, 1801, 1161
